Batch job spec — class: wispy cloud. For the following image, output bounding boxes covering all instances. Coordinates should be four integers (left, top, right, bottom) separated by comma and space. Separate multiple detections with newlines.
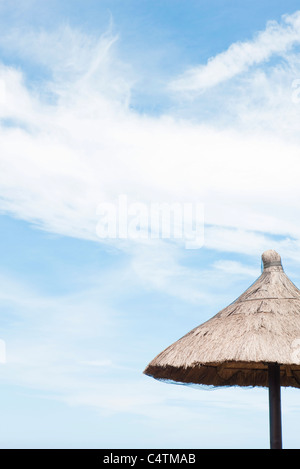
0, 19, 300, 267
2, 12, 300, 448
0, 264, 263, 422
169, 11, 300, 93
213, 260, 259, 278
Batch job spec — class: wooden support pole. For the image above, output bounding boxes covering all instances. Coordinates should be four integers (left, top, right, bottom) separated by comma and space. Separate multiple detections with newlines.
268, 363, 282, 449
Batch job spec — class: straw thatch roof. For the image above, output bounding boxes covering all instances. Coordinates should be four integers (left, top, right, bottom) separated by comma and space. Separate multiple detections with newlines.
144, 250, 300, 388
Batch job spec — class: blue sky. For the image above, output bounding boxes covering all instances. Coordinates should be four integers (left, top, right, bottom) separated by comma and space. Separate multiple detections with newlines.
1, 0, 300, 449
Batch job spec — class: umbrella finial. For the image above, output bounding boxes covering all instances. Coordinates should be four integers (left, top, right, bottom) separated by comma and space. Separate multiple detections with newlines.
262, 249, 282, 270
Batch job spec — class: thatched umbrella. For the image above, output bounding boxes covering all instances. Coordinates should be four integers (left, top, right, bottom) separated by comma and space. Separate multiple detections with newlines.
144, 250, 300, 449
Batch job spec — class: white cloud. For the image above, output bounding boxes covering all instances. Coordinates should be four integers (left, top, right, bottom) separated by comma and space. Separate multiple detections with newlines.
169, 10, 300, 93
1, 11, 300, 450
0, 20, 300, 268
213, 260, 260, 277
0, 267, 266, 422
0, 268, 299, 450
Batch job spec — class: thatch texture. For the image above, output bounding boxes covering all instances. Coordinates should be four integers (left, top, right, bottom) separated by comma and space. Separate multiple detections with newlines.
144, 250, 300, 388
